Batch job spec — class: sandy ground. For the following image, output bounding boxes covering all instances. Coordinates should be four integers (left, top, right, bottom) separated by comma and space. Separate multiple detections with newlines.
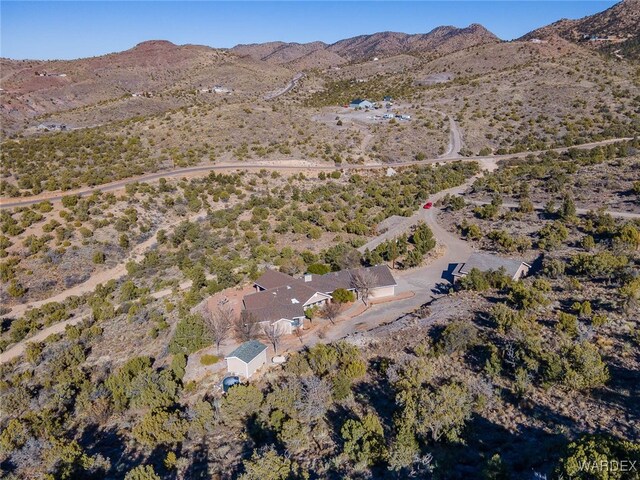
2, 210, 209, 319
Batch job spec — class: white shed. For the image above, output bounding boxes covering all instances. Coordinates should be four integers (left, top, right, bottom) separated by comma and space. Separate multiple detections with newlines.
225, 340, 268, 379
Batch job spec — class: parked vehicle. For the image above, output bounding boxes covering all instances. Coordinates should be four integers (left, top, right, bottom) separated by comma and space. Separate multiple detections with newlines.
423, 202, 433, 209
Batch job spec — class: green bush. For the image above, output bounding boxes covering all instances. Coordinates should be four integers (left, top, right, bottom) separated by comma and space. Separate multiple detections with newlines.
557, 434, 640, 480
169, 314, 213, 355
200, 354, 219, 366
332, 288, 356, 303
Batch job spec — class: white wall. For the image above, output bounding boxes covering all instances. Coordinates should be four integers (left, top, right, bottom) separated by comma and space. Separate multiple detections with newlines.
226, 357, 249, 378
226, 349, 267, 379
370, 285, 395, 299
513, 264, 530, 280
245, 349, 268, 378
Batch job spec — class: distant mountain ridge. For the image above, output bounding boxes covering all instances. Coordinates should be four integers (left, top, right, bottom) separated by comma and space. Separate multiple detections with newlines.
231, 23, 500, 67
521, 0, 640, 59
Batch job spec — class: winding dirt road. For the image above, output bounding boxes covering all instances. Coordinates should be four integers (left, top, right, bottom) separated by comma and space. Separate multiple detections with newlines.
0, 137, 632, 210
264, 72, 304, 100
3, 210, 209, 320
2, 147, 637, 364
0, 135, 636, 363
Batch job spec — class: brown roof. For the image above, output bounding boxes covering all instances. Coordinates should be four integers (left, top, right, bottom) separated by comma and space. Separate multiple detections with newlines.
254, 269, 296, 290
246, 265, 396, 323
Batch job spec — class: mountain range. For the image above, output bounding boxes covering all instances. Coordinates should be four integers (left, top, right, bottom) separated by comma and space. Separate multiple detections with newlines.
231, 24, 500, 68
0, 0, 638, 136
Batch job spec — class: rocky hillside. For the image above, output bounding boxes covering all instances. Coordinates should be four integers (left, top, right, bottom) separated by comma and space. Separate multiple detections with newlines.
522, 0, 640, 59
0, 40, 292, 135
329, 24, 500, 60
231, 23, 500, 66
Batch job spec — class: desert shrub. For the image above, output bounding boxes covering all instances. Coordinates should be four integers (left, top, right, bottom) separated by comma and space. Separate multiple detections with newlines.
200, 354, 219, 366
416, 381, 476, 443
169, 314, 213, 355
411, 222, 436, 254
132, 409, 187, 447
332, 288, 356, 303
239, 445, 307, 480
220, 384, 263, 424
561, 342, 609, 390
490, 303, 528, 333
537, 221, 569, 250
556, 434, 640, 480
307, 263, 330, 275
542, 257, 566, 278
341, 413, 387, 467
557, 312, 579, 337
438, 320, 478, 356
93, 251, 106, 264
458, 268, 510, 292
125, 465, 161, 480
507, 281, 548, 310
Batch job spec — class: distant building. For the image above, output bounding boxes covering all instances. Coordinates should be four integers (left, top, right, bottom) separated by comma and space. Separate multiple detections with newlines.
349, 99, 373, 109
452, 253, 531, 281
225, 340, 268, 379
37, 123, 68, 132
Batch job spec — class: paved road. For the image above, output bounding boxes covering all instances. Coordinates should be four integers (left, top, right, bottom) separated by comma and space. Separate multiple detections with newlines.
1, 137, 631, 210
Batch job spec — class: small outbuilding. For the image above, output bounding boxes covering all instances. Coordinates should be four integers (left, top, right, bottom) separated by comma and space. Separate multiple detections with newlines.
349, 99, 373, 109
453, 253, 531, 281
225, 340, 268, 379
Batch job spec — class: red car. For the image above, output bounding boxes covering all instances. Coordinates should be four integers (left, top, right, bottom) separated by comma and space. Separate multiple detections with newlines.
423, 202, 433, 209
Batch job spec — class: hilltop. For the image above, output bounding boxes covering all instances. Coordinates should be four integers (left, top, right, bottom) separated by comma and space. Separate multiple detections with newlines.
0, 40, 292, 134
231, 23, 500, 68
522, 0, 640, 59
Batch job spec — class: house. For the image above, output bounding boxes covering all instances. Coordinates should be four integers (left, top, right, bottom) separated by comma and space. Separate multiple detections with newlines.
225, 340, 268, 379
244, 265, 397, 333
349, 99, 373, 109
452, 253, 531, 281
243, 281, 332, 334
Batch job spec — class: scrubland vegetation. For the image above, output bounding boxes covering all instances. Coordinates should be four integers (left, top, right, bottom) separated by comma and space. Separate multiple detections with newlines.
1, 140, 638, 479
1, 16, 639, 478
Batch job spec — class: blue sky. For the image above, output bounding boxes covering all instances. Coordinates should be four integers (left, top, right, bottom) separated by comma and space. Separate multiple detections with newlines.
1, 1, 617, 60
